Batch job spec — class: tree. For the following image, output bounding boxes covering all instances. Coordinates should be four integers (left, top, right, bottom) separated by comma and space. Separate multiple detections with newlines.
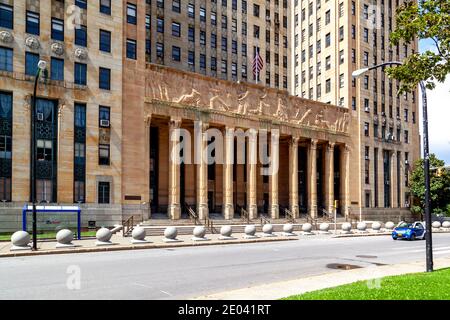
409, 154, 450, 217
387, 0, 450, 93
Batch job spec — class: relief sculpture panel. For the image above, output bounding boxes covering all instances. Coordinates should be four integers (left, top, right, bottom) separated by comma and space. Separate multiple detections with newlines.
145, 65, 350, 134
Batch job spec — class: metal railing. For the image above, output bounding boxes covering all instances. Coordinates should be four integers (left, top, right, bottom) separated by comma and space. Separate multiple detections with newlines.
122, 216, 134, 237
260, 215, 271, 225
184, 203, 200, 225
284, 208, 295, 223
241, 207, 250, 224
204, 217, 218, 234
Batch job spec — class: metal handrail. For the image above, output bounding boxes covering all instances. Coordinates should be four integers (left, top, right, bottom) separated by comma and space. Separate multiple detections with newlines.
241, 207, 250, 224
284, 208, 295, 223
204, 217, 218, 234
184, 203, 199, 225
260, 215, 270, 225
122, 216, 134, 237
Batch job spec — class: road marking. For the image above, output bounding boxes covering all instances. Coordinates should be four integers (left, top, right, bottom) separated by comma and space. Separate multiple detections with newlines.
160, 290, 173, 297
132, 283, 153, 290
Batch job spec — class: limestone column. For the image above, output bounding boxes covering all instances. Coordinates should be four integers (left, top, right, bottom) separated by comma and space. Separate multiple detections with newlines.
168, 118, 182, 219
308, 139, 318, 218
398, 152, 404, 208
222, 127, 234, 219
247, 129, 258, 219
324, 142, 335, 214
289, 137, 300, 218
340, 144, 351, 217
196, 122, 209, 220
390, 151, 398, 208
269, 131, 280, 219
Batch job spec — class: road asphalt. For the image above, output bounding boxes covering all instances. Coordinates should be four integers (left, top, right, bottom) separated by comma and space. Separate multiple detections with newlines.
1, 233, 449, 299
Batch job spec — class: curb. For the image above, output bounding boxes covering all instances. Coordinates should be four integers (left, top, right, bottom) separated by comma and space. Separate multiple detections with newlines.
0, 235, 298, 258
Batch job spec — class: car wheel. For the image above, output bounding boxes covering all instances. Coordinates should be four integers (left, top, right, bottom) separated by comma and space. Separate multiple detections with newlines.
392, 236, 397, 240
410, 233, 416, 241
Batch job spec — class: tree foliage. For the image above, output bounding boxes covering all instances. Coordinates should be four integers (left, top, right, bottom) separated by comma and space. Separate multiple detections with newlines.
409, 154, 450, 216
387, 0, 450, 93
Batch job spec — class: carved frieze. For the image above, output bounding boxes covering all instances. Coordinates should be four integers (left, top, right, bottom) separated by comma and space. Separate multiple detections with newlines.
145, 65, 350, 134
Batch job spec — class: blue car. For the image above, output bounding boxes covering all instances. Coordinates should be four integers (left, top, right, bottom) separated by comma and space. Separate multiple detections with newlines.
392, 221, 426, 240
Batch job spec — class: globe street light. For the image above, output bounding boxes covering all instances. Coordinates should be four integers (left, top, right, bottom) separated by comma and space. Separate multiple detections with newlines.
31, 60, 47, 251
353, 61, 433, 272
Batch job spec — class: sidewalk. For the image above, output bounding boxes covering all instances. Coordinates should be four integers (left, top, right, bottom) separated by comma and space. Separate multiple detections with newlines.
194, 256, 450, 300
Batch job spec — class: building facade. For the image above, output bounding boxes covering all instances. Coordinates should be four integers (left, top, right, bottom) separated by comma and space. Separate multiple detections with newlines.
291, 0, 420, 220
0, 0, 123, 230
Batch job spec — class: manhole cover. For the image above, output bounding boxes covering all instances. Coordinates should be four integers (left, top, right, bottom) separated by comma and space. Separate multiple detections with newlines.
326, 263, 362, 270
355, 255, 378, 259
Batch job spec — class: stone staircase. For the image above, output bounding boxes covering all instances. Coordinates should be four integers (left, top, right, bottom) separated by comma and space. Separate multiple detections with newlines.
136, 215, 349, 237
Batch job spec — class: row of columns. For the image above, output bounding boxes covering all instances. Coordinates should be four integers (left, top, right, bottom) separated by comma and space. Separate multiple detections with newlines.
166, 119, 350, 220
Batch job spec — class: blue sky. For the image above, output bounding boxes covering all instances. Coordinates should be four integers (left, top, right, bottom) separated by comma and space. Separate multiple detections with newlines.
418, 39, 450, 165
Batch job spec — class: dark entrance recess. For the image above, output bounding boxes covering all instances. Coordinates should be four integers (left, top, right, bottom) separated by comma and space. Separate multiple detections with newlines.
298, 147, 308, 214
149, 126, 159, 213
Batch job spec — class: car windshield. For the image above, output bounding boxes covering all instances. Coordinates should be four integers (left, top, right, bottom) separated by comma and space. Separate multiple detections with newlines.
397, 222, 413, 228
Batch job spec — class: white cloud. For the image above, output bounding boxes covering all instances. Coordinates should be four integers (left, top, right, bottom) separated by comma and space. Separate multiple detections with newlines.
419, 78, 450, 165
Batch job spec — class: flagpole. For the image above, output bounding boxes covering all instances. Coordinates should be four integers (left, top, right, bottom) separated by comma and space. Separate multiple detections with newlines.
256, 47, 259, 85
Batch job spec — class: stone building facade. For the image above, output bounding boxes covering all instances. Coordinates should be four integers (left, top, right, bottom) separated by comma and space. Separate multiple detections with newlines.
290, 0, 420, 220
0, 0, 123, 231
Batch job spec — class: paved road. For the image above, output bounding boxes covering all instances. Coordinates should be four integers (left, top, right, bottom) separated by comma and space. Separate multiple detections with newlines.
1, 233, 450, 299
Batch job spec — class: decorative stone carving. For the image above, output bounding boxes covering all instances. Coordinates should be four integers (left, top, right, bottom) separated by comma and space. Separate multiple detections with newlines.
51, 42, 65, 56
145, 65, 351, 134
25, 36, 40, 50
0, 30, 13, 44
74, 47, 88, 60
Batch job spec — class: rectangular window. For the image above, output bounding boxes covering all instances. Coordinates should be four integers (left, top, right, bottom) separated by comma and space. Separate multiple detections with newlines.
99, 145, 110, 166
50, 57, 64, 81
126, 39, 137, 59
99, 29, 111, 52
127, 3, 137, 24
26, 11, 40, 35
172, 0, 181, 13
75, 0, 87, 9
99, 67, 111, 90
36, 179, 52, 203
75, 25, 87, 47
172, 46, 181, 61
172, 22, 180, 37
51, 18, 64, 41
156, 42, 164, 59
25, 52, 39, 76
74, 62, 87, 85
0, 47, 13, 72
98, 181, 110, 203
188, 4, 195, 18
99, 106, 110, 126
0, 4, 13, 29
100, 0, 112, 15
157, 17, 164, 33
37, 139, 53, 161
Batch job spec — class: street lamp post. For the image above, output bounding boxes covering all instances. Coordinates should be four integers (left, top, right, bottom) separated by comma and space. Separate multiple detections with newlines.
352, 61, 433, 272
31, 60, 47, 251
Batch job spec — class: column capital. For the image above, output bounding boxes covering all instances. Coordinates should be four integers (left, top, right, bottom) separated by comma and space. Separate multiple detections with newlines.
342, 144, 351, 154
291, 136, 300, 145
310, 138, 318, 149
326, 142, 335, 151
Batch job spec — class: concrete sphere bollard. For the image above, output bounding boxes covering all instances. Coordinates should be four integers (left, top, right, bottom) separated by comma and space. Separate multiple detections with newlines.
96, 227, 113, 245
131, 227, 148, 243
385, 221, 395, 230
442, 221, 450, 229
341, 222, 352, 234
219, 225, 234, 239
56, 229, 74, 248
371, 222, 382, 232
192, 226, 208, 241
164, 227, 178, 239
262, 224, 275, 237
432, 221, 441, 229
319, 223, 330, 233
357, 222, 367, 232
282, 223, 295, 236
302, 223, 313, 235
244, 225, 257, 238
11, 231, 31, 250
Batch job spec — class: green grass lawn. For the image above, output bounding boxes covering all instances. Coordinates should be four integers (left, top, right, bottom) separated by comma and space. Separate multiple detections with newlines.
0, 230, 97, 241
283, 268, 450, 300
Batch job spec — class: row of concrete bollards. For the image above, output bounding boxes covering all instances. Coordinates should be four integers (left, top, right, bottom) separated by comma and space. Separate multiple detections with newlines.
9, 221, 450, 251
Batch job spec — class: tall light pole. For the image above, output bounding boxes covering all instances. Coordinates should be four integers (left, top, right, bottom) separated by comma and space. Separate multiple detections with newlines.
31, 60, 47, 251
352, 61, 433, 272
